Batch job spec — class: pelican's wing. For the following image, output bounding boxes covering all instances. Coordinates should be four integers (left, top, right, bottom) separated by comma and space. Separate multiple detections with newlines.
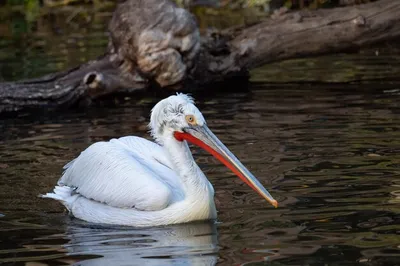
58, 136, 183, 211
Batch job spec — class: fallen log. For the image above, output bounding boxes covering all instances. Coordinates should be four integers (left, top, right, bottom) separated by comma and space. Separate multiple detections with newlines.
1, 0, 399, 114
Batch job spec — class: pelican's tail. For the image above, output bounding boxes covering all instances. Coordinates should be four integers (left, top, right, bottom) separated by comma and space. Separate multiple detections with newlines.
40, 186, 78, 212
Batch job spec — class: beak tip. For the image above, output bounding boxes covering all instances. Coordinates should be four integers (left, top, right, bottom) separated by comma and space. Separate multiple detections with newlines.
271, 200, 278, 208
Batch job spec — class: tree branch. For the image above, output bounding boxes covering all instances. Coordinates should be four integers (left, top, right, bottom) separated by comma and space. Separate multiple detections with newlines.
1, 0, 399, 114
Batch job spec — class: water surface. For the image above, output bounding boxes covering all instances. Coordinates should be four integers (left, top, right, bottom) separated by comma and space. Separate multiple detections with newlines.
1, 85, 400, 265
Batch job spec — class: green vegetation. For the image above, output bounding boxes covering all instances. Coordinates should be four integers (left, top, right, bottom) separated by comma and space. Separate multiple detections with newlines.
2, 0, 375, 12
0, 0, 376, 37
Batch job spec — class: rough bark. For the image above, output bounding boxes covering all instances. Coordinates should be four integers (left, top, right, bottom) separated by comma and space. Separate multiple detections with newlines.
1, 0, 399, 114
0, 54, 146, 113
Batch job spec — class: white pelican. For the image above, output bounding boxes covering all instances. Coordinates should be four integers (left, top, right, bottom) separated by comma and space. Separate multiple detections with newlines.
42, 94, 277, 227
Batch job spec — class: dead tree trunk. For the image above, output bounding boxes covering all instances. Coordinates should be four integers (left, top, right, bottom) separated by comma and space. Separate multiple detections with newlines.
1, 0, 399, 114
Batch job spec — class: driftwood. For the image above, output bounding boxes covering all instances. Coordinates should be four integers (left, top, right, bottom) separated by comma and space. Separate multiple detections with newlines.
1, 0, 400, 114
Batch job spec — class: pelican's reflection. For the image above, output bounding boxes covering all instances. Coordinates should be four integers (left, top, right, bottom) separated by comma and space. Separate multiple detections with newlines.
63, 220, 219, 266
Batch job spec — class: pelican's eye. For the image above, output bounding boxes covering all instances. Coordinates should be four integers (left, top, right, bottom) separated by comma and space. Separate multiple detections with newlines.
185, 115, 196, 125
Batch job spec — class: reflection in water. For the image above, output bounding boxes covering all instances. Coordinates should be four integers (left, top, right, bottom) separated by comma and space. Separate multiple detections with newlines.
0, 216, 218, 265
63, 221, 218, 266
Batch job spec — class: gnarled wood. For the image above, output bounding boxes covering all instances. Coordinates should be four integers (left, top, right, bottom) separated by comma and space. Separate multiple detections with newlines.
1, 0, 399, 114
0, 54, 146, 113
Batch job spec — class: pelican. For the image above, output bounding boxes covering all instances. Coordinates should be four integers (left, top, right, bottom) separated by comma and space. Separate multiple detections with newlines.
42, 94, 277, 227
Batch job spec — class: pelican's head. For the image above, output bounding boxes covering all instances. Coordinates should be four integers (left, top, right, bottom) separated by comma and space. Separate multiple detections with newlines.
150, 93, 205, 141
149, 93, 278, 208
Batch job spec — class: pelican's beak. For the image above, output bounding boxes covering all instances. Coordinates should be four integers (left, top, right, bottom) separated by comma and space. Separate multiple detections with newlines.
174, 125, 278, 208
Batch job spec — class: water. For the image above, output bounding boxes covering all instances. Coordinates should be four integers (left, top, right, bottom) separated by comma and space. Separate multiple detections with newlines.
1, 85, 399, 265
1, 5, 400, 266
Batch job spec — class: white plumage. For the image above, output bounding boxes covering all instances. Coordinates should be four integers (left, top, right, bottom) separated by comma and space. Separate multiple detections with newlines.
42, 93, 277, 227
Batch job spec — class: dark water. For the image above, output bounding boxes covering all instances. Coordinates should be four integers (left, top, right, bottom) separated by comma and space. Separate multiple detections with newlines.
1, 85, 400, 265
1, 6, 400, 266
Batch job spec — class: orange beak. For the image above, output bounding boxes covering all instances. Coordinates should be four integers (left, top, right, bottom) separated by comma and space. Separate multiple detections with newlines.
174, 125, 278, 208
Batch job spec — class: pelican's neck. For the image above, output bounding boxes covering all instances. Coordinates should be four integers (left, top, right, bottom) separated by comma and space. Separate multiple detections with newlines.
161, 134, 210, 195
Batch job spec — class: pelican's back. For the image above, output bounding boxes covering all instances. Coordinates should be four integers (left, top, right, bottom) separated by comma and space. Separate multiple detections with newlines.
56, 137, 182, 211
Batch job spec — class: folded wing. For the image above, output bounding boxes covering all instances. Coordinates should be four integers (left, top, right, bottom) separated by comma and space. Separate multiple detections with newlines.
59, 136, 182, 211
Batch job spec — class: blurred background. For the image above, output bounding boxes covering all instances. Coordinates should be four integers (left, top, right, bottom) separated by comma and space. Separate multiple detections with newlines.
3, 0, 396, 85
